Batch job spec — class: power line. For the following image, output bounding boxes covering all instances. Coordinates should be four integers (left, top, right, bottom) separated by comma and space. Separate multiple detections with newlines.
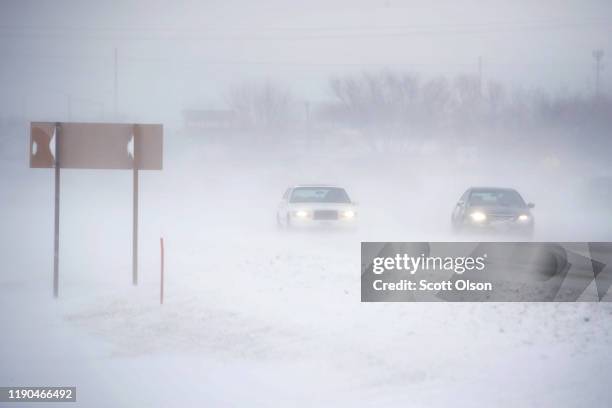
0, 49, 591, 70
1, 18, 611, 32
0, 20, 611, 41
0, 51, 479, 68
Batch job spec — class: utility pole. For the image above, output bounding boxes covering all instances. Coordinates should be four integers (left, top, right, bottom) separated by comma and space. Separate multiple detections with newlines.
114, 47, 118, 118
593, 49, 604, 98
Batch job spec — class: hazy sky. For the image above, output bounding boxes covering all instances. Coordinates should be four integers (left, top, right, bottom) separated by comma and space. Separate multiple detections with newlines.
1, 0, 611, 122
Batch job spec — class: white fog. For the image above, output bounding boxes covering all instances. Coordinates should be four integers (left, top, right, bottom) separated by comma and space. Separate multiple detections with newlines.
1, 1, 612, 407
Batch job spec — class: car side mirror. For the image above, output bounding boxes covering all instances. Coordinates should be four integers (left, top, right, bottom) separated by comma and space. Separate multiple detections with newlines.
457, 200, 464, 207
527, 202, 535, 209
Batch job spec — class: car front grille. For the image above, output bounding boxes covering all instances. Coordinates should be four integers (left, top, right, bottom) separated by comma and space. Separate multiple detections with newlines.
489, 214, 516, 222
313, 210, 338, 220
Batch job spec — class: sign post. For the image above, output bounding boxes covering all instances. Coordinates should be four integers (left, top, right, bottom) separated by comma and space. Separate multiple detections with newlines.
132, 125, 139, 285
30, 122, 163, 297
53, 123, 60, 298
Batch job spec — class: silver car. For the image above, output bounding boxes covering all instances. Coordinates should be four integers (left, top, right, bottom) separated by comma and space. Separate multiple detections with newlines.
276, 185, 357, 229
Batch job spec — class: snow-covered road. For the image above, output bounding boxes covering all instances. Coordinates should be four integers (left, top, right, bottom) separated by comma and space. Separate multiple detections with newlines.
2, 142, 612, 407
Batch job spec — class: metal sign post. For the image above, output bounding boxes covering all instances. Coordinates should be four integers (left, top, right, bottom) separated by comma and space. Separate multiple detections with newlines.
53, 123, 61, 298
30, 122, 163, 298
132, 153, 139, 285
132, 125, 139, 286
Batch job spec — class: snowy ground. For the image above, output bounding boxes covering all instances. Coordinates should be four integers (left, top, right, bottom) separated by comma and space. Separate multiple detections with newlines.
2, 137, 612, 407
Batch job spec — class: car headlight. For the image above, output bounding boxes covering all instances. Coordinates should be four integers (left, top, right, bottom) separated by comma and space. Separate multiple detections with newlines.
294, 210, 310, 218
517, 214, 530, 222
341, 209, 356, 219
469, 211, 487, 222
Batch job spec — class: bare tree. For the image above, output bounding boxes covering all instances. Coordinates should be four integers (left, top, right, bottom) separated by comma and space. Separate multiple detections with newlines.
419, 77, 451, 128
228, 80, 294, 131
451, 74, 483, 131
329, 72, 419, 123
327, 71, 422, 150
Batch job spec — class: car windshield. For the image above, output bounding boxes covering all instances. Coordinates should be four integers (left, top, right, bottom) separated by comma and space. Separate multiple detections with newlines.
290, 187, 351, 203
469, 189, 526, 207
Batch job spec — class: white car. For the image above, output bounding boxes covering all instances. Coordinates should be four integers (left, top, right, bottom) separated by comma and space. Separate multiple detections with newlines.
276, 185, 357, 229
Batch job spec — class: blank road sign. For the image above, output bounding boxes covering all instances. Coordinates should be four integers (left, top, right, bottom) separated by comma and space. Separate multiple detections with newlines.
30, 122, 163, 170
30, 122, 56, 168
